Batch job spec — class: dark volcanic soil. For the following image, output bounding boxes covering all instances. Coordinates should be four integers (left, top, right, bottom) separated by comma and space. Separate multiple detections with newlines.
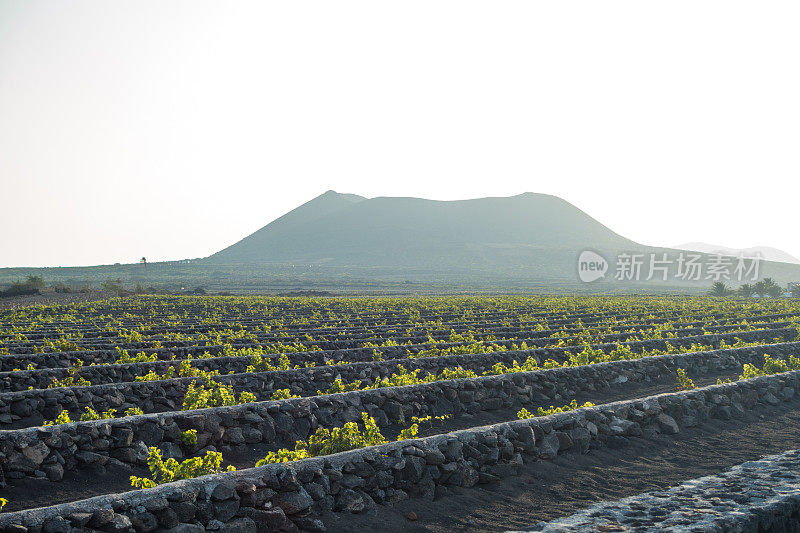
0, 292, 112, 310
2, 463, 150, 513
386, 372, 732, 442
325, 398, 800, 533
2, 371, 739, 512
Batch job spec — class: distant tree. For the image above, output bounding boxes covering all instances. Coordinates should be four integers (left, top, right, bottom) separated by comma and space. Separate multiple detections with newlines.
791, 284, 800, 298
25, 275, 45, 291
140, 257, 147, 269
754, 278, 779, 297
709, 282, 734, 297
767, 285, 783, 298
737, 283, 755, 298
101, 278, 125, 295
1, 275, 46, 297
754, 281, 765, 297
753, 281, 767, 298
52, 282, 72, 294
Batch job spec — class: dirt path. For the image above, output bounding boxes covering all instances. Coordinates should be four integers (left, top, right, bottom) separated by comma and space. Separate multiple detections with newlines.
325, 397, 800, 533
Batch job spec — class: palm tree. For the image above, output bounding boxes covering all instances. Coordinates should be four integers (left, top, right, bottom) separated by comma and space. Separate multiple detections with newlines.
754, 280, 766, 297
709, 281, 733, 297
758, 278, 779, 297
767, 285, 783, 298
753, 278, 780, 297
738, 283, 755, 297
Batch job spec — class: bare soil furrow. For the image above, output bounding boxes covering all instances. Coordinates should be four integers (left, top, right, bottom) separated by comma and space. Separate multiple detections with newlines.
325, 397, 800, 533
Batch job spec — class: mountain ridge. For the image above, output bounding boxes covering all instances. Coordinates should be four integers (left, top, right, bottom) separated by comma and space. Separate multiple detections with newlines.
673, 242, 800, 265
4, 191, 800, 292
207, 191, 640, 275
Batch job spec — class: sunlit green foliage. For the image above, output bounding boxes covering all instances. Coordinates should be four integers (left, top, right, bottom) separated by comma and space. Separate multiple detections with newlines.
43, 410, 73, 426
740, 354, 800, 380
676, 368, 696, 390
256, 412, 386, 465
182, 373, 257, 410
80, 407, 117, 421
130, 447, 234, 488
5, 293, 800, 448
318, 378, 363, 395
270, 388, 301, 400
397, 414, 450, 440
517, 399, 595, 419
47, 360, 91, 388
115, 347, 158, 364
317, 365, 478, 396
180, 429, 198, 448
45, 405, 145, 425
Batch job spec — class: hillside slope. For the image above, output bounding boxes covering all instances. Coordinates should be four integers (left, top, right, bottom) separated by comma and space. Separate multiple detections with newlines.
207, 191, 640, 278
211, 190, 366, 263
4, 191, 800, 292
674, 242, 800, 265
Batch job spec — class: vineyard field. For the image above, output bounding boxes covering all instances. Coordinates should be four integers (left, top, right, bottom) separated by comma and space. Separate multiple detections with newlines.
1, 295, 799, 532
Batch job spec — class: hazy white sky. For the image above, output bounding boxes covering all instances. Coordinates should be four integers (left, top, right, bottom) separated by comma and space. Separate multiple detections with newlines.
1, 1, 798, 267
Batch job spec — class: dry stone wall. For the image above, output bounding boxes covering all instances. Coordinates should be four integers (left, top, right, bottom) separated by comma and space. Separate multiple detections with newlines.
1, 331, 794, 427
0, 371, 798, 533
